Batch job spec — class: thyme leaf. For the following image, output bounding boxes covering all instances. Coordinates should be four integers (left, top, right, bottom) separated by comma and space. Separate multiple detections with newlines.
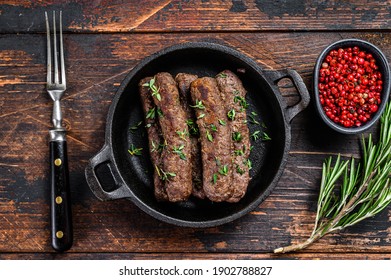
227, 109, 236, 121
218, 119, 227, 126
157, 107, 163, 117
248, 114, 260, 125
251, 130, 261, 141
218, 164, 229, 176
186, 119, 199, 136
212, 173, 218, 184
232, 131, 242, 142
191, 99, 205, 110
261, 132, 272, 141
245, 158, 252, 170
234, 95, 248, 109
236, 165, 245, 175
176, 128, 189, 140
197, 113, 205, 119
172, 144, 186, 160
210, 124, 217, 132
130, 121, 143, 132
206, 130, 213, 142
146, 107, 156, 119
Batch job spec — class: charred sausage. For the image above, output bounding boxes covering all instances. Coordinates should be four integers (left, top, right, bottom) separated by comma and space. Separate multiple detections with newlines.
216, 70, 251, 202
190, 77, 233, 202
175, 73, 205, 199
152, 72, 193, 202
138, 77, 168, 201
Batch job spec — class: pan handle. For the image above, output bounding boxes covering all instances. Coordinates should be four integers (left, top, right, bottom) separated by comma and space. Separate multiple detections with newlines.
85, 144, 133, 201
263, 69, 310, 123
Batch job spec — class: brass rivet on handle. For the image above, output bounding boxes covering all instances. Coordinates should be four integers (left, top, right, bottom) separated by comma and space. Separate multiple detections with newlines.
54, 158, 62, 166
56, 231, 64, 239
55, 196, 63, 204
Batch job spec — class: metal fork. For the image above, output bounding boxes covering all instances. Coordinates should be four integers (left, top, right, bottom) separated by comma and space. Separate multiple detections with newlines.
45, 11, 73, 252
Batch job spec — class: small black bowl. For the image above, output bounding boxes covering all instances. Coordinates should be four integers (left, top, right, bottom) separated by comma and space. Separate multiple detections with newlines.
313, 39, 390, 134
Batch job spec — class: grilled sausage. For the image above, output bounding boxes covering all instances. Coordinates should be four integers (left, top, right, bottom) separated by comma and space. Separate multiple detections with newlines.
216, 70, 251, 202
190, 77, 233, 202
152, 72, 192, 202
175, 73, 205, 199
138, 77, 168, 201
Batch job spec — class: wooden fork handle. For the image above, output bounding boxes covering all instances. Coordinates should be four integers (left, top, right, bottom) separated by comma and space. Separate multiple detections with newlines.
50, 139, 73, 252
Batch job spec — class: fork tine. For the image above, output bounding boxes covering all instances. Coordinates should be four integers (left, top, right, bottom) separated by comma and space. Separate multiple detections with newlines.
45, 11, 52, 85
53, 11, 59, 84
60, 11, 66, 86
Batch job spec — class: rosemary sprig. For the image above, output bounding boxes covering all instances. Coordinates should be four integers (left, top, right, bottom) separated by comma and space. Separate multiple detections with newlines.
274, 102, 391, 254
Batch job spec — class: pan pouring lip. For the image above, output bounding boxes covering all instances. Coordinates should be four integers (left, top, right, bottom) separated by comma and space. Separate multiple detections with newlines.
85, 42, 310, 227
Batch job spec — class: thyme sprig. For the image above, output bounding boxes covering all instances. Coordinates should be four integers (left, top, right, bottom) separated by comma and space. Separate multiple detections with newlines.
191, 99, 205, 110
274, 102, 391, 254
176, 128, 189, 140
186, 119, 199, 136
172, 144, 186, 160
143, 78, 161, 101
128, 144, 142, 156
130, 121, 143, 132
155, 165, 176, 181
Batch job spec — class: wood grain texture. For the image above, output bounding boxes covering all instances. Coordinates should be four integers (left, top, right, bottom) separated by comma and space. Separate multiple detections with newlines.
1, 31, 391, 259
1, 253, 391, 260
1, 0, 391, 33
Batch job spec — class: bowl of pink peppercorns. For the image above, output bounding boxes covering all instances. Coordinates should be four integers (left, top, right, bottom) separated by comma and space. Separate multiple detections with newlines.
314, 39, 390, 134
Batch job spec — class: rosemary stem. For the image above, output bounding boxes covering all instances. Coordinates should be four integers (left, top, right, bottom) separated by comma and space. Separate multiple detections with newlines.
327, 170, 375, 229
273, 231, 324, 253
274, 168, 376, 254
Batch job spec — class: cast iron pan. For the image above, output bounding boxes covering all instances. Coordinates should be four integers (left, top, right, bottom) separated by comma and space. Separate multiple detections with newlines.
85, 42, 310, 227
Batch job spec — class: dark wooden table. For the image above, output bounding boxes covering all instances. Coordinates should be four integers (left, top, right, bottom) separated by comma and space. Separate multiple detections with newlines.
1, 0, 391, 260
